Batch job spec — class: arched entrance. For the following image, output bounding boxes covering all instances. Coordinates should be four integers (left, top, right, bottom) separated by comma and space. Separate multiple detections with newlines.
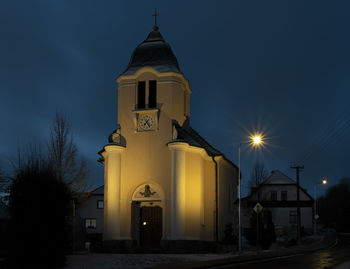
131, 184, 163, 246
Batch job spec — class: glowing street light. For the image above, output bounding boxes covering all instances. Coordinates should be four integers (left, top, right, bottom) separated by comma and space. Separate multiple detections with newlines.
238, 133, 264, 252
314, 178, 328, 235
252, 136, 262, 145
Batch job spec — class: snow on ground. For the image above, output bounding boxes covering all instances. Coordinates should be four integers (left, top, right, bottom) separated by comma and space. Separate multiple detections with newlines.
64, 253, 233, 269
63, 236, 326, 269
334, 261, 350, 269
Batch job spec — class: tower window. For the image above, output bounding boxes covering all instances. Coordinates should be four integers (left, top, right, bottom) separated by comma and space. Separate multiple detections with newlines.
149, 80, 157, 108
137, 81, 146, 109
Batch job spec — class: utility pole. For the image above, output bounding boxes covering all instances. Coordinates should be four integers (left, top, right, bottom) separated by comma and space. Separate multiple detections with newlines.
291, 165, 304, 245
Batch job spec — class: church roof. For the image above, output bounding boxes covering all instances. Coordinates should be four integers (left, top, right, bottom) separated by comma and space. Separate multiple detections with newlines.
173, 120, 223, 157
171, 120, 238, 170
122, 29, 181, 75
261, 170, 296, 185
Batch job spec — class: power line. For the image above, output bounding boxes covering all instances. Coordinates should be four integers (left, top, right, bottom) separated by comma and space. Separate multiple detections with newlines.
292, 104, 350, 166
297, 111, 350, 164
301, 118, 350, 164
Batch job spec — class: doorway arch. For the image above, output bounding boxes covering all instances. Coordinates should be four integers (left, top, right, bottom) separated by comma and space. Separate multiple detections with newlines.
131, 184, 164, 246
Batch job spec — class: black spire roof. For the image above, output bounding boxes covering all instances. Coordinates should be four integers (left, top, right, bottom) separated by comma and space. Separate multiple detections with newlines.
122, 30, 181, 75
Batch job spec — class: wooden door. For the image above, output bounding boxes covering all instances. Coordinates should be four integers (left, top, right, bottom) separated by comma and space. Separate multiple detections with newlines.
140, 206, 162, 245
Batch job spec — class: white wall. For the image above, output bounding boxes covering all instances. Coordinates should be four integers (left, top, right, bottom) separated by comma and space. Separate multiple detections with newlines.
77, 194, 104, 234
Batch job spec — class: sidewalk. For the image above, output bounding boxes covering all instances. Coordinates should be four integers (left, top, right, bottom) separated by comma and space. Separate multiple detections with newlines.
150, 234, 336, 269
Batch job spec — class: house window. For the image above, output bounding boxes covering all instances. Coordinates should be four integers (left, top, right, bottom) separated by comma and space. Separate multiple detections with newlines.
271, 191, 277, 201
148, 80, 157, 108
281, 191, 288, 201
137, 81, 146, 109
97, 200, 104, 209
85, 218, 96, 229
289, 211, 297, 224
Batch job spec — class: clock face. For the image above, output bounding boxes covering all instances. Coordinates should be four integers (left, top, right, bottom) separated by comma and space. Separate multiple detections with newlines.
139, 114, 154, 130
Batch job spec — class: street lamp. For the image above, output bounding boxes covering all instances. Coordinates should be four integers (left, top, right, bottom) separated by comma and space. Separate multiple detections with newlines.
314, 179, 327, 235
238, 134, 263, 252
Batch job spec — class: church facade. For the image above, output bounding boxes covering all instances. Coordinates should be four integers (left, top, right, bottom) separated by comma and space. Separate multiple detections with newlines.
98, 24, 238, 250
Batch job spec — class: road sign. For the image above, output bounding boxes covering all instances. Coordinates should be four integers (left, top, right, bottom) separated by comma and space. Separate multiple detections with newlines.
253, 202, 263, 214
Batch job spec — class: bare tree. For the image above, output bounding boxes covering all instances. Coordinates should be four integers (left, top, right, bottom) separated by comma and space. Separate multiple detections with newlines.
248, 161, 268, 191
48, 112, 90, 195
0, 169, 6, 191
0, 169, 10, 196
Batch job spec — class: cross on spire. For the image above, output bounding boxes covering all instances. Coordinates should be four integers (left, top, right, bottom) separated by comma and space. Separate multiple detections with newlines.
152, 9, 159, 31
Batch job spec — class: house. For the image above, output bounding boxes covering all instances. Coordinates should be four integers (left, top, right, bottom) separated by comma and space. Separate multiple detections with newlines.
241, 170, 314, 236
98, 22, 238, 251
76, 186, 104, 235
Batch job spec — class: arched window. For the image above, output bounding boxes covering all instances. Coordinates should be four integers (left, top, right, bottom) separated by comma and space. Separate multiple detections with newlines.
137, 81, 145, 109
148, 80, 157, 108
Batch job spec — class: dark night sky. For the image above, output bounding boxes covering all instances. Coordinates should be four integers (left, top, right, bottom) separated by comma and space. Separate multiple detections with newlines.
1, 1, 349, 197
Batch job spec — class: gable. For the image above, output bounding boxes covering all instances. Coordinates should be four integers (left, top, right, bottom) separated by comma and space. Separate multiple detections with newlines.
91, 185, 104, 195
262, 170, 295, 185
242, 169, 314, 203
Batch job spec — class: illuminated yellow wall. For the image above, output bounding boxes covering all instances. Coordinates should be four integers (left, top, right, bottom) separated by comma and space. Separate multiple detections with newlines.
101, 66, 237, 242
184, 151, 202, 239
112, 67, 191, 241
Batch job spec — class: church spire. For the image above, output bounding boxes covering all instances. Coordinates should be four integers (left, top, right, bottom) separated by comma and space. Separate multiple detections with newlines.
152, 9, 159, 31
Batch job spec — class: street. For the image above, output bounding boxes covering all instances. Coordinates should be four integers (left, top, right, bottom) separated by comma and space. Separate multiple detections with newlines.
212, 233, 350, 269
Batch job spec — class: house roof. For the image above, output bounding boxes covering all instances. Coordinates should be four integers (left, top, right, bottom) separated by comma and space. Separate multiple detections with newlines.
122, 29, 181, 75
261, 170, 296, 185
240, 170, 314, 203
91, 185, 104, 195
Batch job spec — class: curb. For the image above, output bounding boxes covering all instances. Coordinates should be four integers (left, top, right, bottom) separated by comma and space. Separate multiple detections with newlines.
149, 234, 337, 269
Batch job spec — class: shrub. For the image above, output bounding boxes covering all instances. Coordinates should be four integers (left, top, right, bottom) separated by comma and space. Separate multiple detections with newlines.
246, 210, 276, 249
223, 223, 237, 245
7, 162, 72, 268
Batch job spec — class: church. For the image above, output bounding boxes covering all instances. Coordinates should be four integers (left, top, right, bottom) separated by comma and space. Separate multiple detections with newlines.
98, 21, 239, 251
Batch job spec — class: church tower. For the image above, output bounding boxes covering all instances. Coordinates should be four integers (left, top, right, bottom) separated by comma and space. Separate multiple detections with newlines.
99, 20, 238, 251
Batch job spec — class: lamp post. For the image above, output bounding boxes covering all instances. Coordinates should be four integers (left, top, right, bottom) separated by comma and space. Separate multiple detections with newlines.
313, 179, 327, 235
238, 135, 263, 252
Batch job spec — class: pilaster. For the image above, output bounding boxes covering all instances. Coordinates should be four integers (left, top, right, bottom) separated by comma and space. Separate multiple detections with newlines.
101, 144, 125, 240
168, 142, 187, 239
